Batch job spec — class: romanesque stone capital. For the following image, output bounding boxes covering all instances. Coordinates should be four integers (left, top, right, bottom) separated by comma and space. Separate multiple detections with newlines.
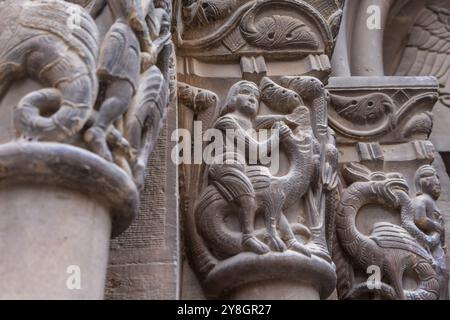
0, 0, 174, 299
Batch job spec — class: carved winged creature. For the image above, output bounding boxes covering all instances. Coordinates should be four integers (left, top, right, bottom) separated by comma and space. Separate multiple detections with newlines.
337, 164, 440, 300
396, 2, 450, 107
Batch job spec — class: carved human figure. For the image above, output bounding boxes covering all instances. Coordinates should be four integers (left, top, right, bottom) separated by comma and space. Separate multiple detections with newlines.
413, 165, 449, 299
209, 81, 288, 254
84, 0, 169, 161
195, 80, 317, 259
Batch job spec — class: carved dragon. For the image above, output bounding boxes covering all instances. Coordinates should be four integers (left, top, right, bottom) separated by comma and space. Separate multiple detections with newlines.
336, 164, 440, 300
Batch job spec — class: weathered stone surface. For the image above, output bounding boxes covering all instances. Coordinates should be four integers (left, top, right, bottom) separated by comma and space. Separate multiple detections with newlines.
0, 0, 174, 299
105, 105, 180, 300
4, 0, 450, 302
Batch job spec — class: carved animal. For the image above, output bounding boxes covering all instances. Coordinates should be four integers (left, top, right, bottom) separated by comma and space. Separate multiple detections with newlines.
337, 169, 440, 300
330, 93, 395, 125
260, 77, 303, 114
241, 15, 320, 49
280, 76, 328, 138
125, 65, 170, 190
0, 0, 99, 142
195, 122, 315, 258
182, 0, 238, 26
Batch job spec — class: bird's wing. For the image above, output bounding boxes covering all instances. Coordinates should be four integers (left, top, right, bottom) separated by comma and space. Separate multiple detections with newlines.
396, 5, 450, 106
370, 222, 431, 261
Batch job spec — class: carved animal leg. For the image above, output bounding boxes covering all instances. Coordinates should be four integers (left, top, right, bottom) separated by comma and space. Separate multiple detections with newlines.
263, 216, 287, 252
259, 187, 287, 252
85, 81, 134, 161
127, 104, 162, 190
238, 195, 270, 255
279, 215, 311, 257
386, 264, 405, 300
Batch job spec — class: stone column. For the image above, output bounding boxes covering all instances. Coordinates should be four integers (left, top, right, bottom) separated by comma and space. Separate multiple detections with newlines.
0, 0, 173, 299
328, 76, 449, 300
329, 0, 450, 299
175, 0, 344, 300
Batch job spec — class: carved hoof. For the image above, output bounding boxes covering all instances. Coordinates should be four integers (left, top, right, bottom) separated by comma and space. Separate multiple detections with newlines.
264, 233, 287, 252
84, 127, 113, 162
242, 235, 270, 255
286, 239, 311, 257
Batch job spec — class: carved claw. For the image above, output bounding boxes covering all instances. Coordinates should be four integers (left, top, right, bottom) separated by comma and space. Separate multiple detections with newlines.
242, 234, 270, 255
286, 239, 311, 257
273, 121, 292, 140
308, 243, 332, 263
264, 233, 288, 252
84, 127, 113, 162
107, 129, 136, 163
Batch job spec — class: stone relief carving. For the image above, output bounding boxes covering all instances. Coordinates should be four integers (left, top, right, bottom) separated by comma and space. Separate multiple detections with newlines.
174, 0, 342, 60
327, 77, 439, 143
394, 1, 450, 107
0, 0, 174, 233
334, 163, 448, 300
180, 75, 338, 298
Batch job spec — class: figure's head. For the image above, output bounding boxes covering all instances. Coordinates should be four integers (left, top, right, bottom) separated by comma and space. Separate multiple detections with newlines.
220, 81, 260, 118
415, 165, 441, 200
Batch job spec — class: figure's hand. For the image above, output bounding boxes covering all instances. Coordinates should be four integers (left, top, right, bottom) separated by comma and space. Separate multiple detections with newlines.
273, 122, 291, 140
427, 234, 441, 248
140, 45, 158, 72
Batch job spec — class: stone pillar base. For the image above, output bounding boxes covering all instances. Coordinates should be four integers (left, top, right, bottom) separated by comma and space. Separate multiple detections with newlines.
0, 143, 138, 299
229, 280, 320, 300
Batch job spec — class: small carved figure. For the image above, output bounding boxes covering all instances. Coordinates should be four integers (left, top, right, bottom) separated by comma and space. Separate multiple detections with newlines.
196, 80, 317, 258
413, 165, 449, 299
84, 0, 169, 161
207, 81, 280, 255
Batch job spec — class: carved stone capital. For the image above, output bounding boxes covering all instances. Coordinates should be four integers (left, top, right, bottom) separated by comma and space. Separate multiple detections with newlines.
180, 76, 338, 299
0, 0, 174, 299
327, 76, 439, 144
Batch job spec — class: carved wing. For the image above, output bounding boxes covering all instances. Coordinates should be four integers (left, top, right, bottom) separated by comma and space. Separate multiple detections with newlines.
370, 222, 431, 261
396, 5, 450, 106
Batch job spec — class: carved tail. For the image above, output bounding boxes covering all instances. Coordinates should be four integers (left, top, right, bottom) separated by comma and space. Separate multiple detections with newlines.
405, 261, 440, 300
9, 1, 99, 142
195, 185, 243, 258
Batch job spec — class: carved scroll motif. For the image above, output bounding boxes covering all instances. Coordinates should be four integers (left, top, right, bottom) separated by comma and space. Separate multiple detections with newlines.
174, 0, 342, 59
